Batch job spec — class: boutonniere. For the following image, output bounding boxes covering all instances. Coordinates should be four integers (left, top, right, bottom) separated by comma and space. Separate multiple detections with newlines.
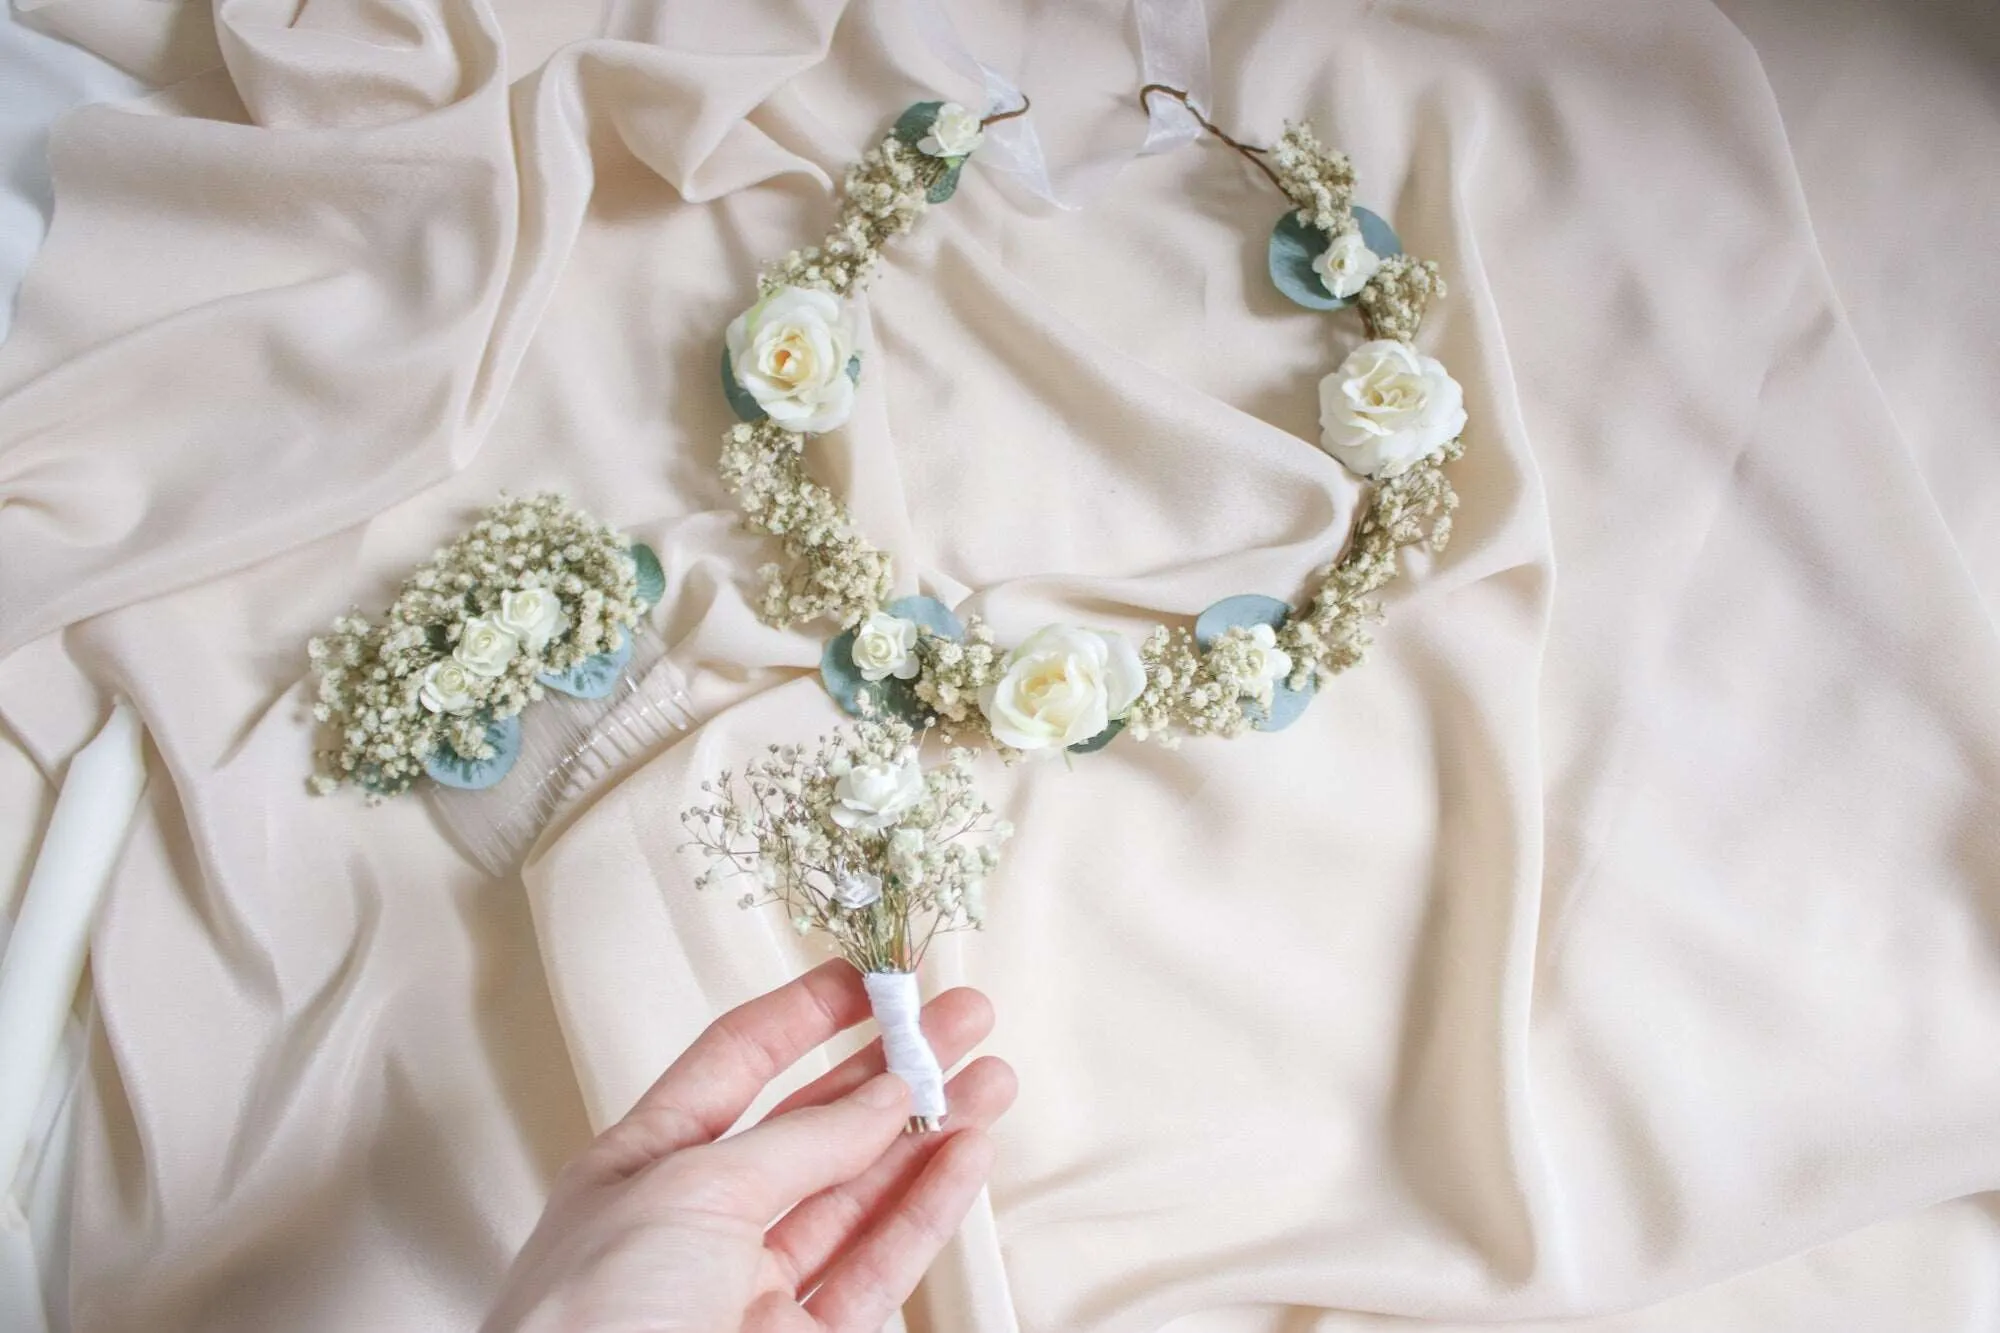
682, 718, 1012, 1132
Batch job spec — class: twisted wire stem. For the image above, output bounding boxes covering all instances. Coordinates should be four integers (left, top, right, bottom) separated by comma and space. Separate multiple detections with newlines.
1138, 83, 1286, 195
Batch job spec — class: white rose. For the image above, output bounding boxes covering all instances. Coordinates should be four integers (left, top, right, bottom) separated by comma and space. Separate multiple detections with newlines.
829, 747, 925, 832
1318, 339, 1467, 479
978, 625, 1145, 753
494, 587, 567, 654
453, 617, 520, 678
1239, 624, 1293, 697
1312, 228, 1381, 299
831, 868, 883, 911
918, 102, 984, 158
851, 612, 920, 682
724, 286, 859, 434
418, 659, 479, 715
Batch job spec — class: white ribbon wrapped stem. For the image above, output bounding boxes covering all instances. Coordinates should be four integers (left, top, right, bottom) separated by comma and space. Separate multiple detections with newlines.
863, 970, 947, 1129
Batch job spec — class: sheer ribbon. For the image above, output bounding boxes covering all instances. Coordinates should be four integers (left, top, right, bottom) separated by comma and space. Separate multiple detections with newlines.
907, 0, 1212, 209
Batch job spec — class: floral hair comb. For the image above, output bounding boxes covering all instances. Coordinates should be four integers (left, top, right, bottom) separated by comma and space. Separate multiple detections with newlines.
309, 493, 691, 870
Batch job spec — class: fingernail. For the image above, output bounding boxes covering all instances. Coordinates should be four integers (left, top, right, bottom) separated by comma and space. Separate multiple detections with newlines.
856, 1072, 909, 1109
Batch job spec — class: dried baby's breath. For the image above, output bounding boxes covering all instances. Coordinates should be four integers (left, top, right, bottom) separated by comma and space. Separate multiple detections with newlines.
680, 719, 1011, 971
307, 493, 645, 799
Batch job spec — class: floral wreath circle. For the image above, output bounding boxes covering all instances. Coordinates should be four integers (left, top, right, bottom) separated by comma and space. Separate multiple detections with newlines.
717, 90, 1466, 758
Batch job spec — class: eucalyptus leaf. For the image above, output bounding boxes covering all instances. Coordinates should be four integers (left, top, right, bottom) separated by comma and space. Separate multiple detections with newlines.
537, 629, 633, 700
424, 713, 522, 790
1245, 676, 1316, 733
1195, 594, 1292, 649
1267, 204, 1403, 312
630, 543, 665, 607
846, 354, 862, 385
720, 346, 767, 423
927, 159, 964, 204
1068, 717, 1126, 755
887, 101, 966, 203
821, 629, 931, 725
1194, 594, 1316, 733
886, 594, 965, 641
891, 101, 944, 147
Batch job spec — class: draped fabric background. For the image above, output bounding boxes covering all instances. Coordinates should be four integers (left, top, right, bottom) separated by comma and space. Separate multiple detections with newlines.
2, 0, 1998, 1329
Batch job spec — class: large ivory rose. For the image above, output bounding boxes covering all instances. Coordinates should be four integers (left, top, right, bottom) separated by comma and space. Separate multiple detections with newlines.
495, 587, 566, 654
829, 748, 925, 833
724, 286, 859, 433
979, 625, 1144, 753
453, 617, 520, 678
850, 612, 920, 682
1318, 339, 1467, 479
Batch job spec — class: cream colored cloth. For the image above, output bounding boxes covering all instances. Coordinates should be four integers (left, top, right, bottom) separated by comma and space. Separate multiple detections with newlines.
2, 0, 1999, 1329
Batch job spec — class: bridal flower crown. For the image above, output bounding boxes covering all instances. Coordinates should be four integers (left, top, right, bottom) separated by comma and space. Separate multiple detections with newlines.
685, 90, 1468, 1129
715, 89, 1465, 756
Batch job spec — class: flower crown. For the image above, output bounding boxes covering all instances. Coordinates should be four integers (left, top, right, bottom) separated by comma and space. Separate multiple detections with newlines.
713, 92, 1465, 758
307, 493, 664, 798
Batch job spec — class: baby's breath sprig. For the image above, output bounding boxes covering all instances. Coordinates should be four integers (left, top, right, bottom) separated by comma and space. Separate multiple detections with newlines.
679, 719, 1012, 972
307, 493, 651, 800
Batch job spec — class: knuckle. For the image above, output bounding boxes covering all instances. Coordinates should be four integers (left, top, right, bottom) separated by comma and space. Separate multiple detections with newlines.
650, 1144, 759, 1212
585, 1102, 706, 1180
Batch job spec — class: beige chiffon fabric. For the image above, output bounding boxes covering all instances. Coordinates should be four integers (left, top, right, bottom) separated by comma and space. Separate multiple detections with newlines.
3, 0, 1999, 1328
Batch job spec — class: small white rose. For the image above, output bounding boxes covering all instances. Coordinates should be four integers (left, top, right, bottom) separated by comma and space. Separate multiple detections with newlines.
1318, 339, 1467, 479
724, 286, 859, 434
418, 659, 480, 715
978, 624, 1145, 754
1239, 624, 1294, 697
1312, 228, 1382, 300
856, 608, 924, 680
453, 617, 521, 678
831, 868, 883, 911
851, 612, 921, 682
829, 747, 925, 832
918, 102, 984, 158
495, 587, 567, 654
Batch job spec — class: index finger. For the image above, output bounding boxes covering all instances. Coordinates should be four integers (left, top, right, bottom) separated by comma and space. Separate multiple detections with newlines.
588, 962, 872, 1178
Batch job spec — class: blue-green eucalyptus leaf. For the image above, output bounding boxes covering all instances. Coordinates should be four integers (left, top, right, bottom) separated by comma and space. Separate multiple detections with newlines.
892, 100, 944, 146
424, 713, 522, 790
537, 629, 633, 700
1267, 204, 1403, 312
886, 594, 965, 641
1195, 594, 1315, 733
926, 159, 964, 203
1195, 594, 1292, 649
721, 346, 767, 423
1245, 675, 1316, 733
629, 543, 665, 607
1067, 717, 1126, 755
821, 629, 931, 725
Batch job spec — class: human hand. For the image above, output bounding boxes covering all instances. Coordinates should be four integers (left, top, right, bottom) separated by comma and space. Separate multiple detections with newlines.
484, 961, 1016, 1332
